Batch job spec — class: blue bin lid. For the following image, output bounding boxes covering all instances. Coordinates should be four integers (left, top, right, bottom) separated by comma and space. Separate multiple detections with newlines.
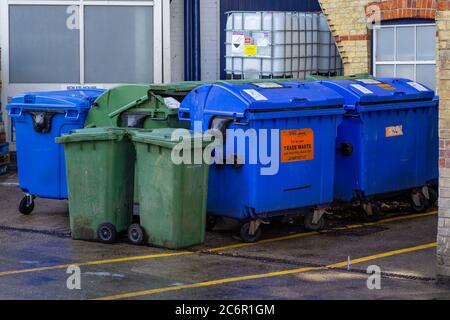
319, 78, 436, 107
180, 81, 344, 120
6, 89, 105, 112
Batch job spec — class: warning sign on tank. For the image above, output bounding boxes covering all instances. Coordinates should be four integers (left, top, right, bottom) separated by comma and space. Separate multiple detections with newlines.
281, 129, 314, 163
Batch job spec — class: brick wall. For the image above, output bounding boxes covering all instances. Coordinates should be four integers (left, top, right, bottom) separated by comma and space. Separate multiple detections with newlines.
319, 0, 372, 75
319, 0, 438, 75
437, 2, 450, 281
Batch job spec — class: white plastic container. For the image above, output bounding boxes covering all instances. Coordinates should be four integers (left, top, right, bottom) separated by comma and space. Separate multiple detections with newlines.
318, 14, 342, 74
225, 11, 341, 79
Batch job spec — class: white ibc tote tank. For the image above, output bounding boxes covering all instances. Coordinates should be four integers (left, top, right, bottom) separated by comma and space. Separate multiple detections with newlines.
225, 11, 342, 79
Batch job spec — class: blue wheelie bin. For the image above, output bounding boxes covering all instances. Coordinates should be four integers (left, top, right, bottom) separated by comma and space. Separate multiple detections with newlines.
179, 81, 345, 241
7, 89, 105, 214
320, 78, 438, 221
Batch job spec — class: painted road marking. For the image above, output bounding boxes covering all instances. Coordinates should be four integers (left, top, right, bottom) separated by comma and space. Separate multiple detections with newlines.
0, 252, 191, 277
0, 211, 438, 277
206, 211, 438, 252
95, 242, 437, 300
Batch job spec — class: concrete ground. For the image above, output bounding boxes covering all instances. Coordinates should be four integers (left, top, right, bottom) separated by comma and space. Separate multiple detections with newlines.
0, 172, 448, 300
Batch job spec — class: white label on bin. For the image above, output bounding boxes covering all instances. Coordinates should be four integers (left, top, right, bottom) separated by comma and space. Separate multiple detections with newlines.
253, 82, 283, 89
357, 79, 381, 85
243, 89, 268, 101
407, 81, 429, 92
350, 84, 374, 95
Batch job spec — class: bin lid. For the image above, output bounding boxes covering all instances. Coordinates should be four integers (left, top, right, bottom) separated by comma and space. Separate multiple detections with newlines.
180, 81, 344, 121
131, 128, 210, 149
7, 89, 105, 112
84, 85, 186, 128
56, 127, 127, 144
319, 78, 436, 106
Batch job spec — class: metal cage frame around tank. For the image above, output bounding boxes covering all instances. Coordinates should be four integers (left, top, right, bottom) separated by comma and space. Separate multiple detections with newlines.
224, 11, 343, 80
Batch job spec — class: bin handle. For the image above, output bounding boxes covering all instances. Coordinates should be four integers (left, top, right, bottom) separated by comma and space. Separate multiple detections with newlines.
291, 98, 307, 105
65, 110, 80, 120
108, 94, 149, 118
8, 108, 22, 118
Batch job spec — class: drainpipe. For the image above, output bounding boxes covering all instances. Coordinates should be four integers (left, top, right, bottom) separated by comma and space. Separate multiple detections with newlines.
184, 0, 201, 81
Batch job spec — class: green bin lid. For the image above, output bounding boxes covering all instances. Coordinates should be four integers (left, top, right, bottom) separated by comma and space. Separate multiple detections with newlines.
131, 128, 211, 149
56, 127, 127, 144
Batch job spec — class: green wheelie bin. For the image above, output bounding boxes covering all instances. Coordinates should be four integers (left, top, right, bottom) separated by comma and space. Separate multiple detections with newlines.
129, 129, 210, 249
56, 128, 135, 243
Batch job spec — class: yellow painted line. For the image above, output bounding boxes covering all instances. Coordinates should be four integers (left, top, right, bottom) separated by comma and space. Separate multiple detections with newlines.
206, 210, 438, 252
95, 242, 437, 300
0, 210, 437, 277
0, 252, 191, 277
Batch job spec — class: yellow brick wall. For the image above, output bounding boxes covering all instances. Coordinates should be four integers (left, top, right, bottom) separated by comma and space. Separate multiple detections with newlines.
319, 0, 372, 75
437, 6, 450, 280
319, 0, 439, 75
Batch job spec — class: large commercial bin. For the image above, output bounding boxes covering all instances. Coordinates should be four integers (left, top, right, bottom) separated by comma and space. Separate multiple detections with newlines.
179, 81, 345, 241
56, 128, 134, 243
84, 85, 190, 130
320, 78, 439, 220
131, 129, 210, 249
7, 89, 104, 214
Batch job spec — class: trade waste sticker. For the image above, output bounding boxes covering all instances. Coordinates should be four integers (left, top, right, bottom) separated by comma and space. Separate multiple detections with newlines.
385, 125, 403, 137
281, 129, 314, 163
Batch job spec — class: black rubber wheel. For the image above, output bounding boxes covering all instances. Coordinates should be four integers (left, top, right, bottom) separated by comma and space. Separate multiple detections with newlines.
410, 193, 429, 213
127, 224, 145, 245
206, 215, 217, 232
303, 211, 325, 231
428, 188, 438, 207
19, 196, 34, 215
97, 223, 117, 244
239, 222, 262, 243
361, 204, 381, 222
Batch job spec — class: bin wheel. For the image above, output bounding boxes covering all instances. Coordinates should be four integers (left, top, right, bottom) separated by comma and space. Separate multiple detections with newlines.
303, 211, 325, 231
19, 196, 34, 215
240, 222, 262, 243
361, 203, 381, 222
428, 188, 438, 207
97, 223, 117, 244
410, 193, 429, 213
206, 215, 217, 232
127, 224, 145, 245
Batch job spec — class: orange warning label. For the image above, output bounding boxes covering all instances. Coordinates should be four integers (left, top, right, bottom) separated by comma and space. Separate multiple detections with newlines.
281, 129, 314, 163
378, 83, 395, 91
386, 125, 403, 137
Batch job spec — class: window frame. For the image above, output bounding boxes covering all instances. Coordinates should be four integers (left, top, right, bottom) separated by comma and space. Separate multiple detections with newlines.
1, 0, 171, 143
372, 22, 436, 85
